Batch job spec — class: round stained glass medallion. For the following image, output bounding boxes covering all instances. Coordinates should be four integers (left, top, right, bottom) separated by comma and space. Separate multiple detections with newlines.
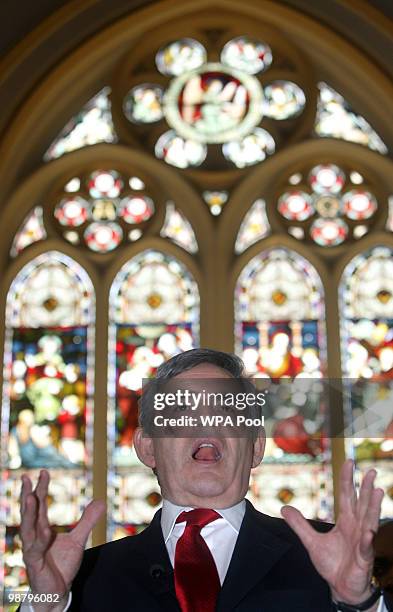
91, 199, 118, 221
263, 81, 306, 120
156, 38, 206, 76
155, 130, 207, 168
54, 197, 89, 227
84, 222, 123, 252
313, 195, 341, 218
309, 164, 345, 195
278, 191, 314, 221
310, 218, 348, 246
88, 170, 123, 198
221, 36, 272, 75
342, 190, 377, 220
163, 63, 264, 144
119, 196, 154, 224
123, 84, 164, 124
223, 128, 275, 168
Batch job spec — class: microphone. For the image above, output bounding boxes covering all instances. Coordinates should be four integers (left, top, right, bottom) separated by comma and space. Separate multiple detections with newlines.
149, 564, 166, 580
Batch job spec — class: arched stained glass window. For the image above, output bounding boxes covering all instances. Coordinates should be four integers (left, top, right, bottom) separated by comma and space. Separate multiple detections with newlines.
107, 250, 199, 538
1, 252, 95, 595
235, 248, 332, 519
2, 4, 393, 596
340, 247, 393, 518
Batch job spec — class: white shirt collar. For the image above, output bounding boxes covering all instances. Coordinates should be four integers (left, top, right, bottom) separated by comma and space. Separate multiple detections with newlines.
161, 498, 246, 543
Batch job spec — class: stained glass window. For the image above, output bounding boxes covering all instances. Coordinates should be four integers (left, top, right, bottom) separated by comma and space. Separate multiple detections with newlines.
220, 37, 272, 75
235, 249, 332, 519
163, 63, 264, 144
277, 163, 379, 247
340, 247, 393, 518
1, 252, 95, 595
156, 39, 207, 76
235, 199, 270, 253
263, 81, 306, 120
10, 207, 47, 258
315, 83, 387, 154
52, 170, 156, 251
124, 36, 305, 169
44, 88, 116, 160
222, 128, 275, 168
155, 130, 207, 168
124, 84, 164, 124
20, 9, 392, 557
107, 250, 199, 537
160, 203, 198, 253
202, 191, 228, 216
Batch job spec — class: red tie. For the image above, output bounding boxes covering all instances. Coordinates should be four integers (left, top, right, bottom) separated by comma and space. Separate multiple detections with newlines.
174, 508, 221, 612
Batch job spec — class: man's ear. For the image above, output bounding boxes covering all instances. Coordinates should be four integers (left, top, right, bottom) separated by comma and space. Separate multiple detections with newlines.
133, 427, 156, 469
252, 429, 266, 468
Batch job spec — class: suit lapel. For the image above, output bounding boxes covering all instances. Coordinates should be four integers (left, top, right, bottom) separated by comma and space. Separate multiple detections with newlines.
216, 500, 292, 612
120, 509, 180, 611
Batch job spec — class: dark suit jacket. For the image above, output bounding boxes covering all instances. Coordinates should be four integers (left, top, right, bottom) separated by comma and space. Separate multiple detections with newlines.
69, 500, 393, 611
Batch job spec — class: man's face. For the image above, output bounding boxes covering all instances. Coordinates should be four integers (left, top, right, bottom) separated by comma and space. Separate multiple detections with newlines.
134, 363, 265, 508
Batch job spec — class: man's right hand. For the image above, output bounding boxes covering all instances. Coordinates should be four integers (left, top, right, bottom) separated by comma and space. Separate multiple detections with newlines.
20, 469, 105, 611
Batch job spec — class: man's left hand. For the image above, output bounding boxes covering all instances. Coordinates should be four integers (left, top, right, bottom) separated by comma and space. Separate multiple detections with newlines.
281, 459, 384, 607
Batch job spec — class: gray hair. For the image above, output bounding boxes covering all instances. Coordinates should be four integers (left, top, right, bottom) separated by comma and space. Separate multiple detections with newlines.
139, 348, 262, 432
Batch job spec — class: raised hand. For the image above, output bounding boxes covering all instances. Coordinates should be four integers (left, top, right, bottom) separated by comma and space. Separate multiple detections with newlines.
20, 469, 105, 610
281, 459, 384, 608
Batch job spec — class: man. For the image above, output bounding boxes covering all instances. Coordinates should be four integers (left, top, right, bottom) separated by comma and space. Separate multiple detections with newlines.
19, 349, 392, 611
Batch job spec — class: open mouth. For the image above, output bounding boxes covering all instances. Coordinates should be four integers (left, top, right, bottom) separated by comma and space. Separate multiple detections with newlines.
191, 440, 222, 463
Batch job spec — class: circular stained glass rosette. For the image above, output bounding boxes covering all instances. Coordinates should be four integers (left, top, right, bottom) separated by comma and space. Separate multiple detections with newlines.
263, 81, 306, 120
119, 196, 155, 224
278, 191, 314, 221
84, 222, 123, 252
342, 190, 377, 220
88, 170, 123, 198
123, 84, 164, 124
163, 63, 264, 144
313, 194, 341, 218
222, 128, 275, 168
155, 130, 207, 168
309, 164, 345, 195
156, 38, 207, 76
54, 197, 89, 227
221, 36, 272, 75
310, 217, 348, 246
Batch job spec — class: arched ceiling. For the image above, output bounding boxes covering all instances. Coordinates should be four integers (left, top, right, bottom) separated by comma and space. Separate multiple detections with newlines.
0, 0, 392, 57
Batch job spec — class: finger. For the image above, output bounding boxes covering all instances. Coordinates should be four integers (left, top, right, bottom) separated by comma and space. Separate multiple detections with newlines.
35, 470, 51, 531
356, 468, 376, 521
281, 505, 318, 552
363, 487, 384, 534
20, 493, 39, 549
71, 500, 106, 546
20, 474, 33, 515
35, 469, 49, 501
21, 494, 52, 561
359, 528, 376, 562
339, 459, 357, 516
